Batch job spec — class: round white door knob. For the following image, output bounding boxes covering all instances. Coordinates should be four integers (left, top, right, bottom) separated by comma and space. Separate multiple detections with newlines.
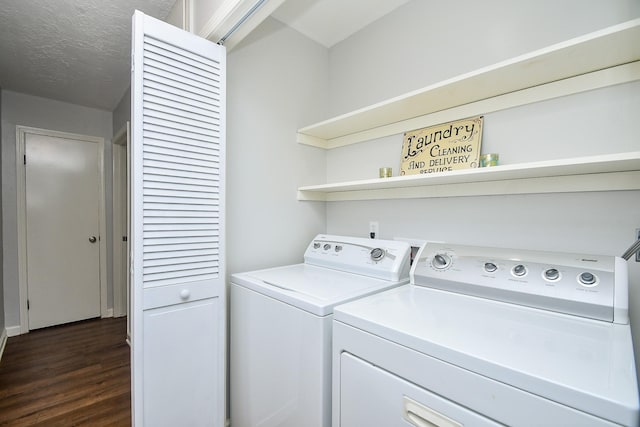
180, 289, 190, 300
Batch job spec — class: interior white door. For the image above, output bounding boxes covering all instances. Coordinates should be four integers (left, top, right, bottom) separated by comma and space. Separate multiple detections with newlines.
25, 132, 101, 330
131, 11, 226, 426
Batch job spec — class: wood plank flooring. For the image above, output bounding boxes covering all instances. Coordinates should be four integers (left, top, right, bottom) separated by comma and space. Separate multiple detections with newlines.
0, 317, 130, 426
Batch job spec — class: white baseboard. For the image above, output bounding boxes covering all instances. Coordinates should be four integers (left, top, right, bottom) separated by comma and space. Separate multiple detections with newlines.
0, 328, 7, 362
6, 325, 23, 337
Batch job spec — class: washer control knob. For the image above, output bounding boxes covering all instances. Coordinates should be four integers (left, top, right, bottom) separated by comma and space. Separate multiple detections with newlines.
484, 262, 498, 273
335, 245, 343, 252
370, 248, 385, 261
432, 254, 451, 270
323, 243, 331, 251
512, 264, 527, 277
313, 242, 321, 249
544, 268, 560, 281
579, 272, 597, 286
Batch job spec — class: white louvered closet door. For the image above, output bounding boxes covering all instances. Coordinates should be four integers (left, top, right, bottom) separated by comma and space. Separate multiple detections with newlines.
131, 11, 225, 427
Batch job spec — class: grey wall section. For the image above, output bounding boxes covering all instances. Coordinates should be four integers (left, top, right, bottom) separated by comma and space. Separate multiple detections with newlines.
328, 0, 640, 116
323, 0, 640, 377
112, 86, 131, 136
226, 17, 328, 275
1, 90, 113, 330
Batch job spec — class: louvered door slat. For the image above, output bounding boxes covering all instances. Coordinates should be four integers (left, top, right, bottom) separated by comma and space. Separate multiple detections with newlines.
144, 151, 219, 168
144, 254, 217, 267
144, 145, 219, 163
143, 248, 220, 260
144, 136, 220, 156
144, 106, 220, 131
145, 82, 220, 109
143, 167, 218, 183
144, 216, 219, 224
143, 70, 218, 99
145, 194, 217, 204
144, 122, 218, 142
144, 93, 219, 120
144, 162, 219, 177
143, 58, 220, 92
144, 223, 219, 231
144, 242, 218, 253
143, 101, 221, 123
144, 52, 220, 88
143, 36, 220, 73
144, 117, 219, 138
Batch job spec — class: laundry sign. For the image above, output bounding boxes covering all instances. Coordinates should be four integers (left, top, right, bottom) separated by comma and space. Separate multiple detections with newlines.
400, 116, 483, 175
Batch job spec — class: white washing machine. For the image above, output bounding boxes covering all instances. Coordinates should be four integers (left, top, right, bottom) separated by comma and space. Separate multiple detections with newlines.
333, 242, 639, 426
230, 234, 412, 427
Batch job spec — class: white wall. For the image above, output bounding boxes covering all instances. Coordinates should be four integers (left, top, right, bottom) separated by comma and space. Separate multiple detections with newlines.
226, 17, 328, 275
322, 0, 640, 374
1, 90, 113, 329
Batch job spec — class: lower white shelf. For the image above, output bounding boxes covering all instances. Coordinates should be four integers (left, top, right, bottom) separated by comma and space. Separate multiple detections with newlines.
297, 152, 640, 201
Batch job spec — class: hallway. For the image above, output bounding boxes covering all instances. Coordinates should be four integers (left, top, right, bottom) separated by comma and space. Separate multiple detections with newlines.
0, 317, 130, 426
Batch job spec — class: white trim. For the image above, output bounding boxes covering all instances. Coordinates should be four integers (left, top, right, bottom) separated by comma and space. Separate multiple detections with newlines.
297, 152, 640, 201
0, 328, 7, 362
16, 125, 108, 332
303, 171, 640, 202
113, 123, 128, 146
112, 124, 128, 318
6, 325, 22, 337
132, 13, 145, 427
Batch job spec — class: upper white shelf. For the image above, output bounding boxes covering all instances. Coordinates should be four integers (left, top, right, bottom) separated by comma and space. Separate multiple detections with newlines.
297, 152, 640, 201
297, 19, 640, 149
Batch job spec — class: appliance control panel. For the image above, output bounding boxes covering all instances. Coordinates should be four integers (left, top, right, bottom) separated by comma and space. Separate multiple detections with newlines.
304, 235, 411, 282
412, 242, 629, 324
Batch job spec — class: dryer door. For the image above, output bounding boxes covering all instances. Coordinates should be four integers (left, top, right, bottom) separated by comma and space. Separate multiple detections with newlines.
339, 352, 499, 427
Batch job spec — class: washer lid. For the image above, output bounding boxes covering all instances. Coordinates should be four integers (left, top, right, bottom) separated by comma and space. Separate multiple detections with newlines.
334, 285, 639, 426
231, 264, 408, 316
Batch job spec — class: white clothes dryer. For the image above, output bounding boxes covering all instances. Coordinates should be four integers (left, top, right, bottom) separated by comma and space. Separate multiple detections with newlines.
230, 234, 412, 427
332, 242, 639, 426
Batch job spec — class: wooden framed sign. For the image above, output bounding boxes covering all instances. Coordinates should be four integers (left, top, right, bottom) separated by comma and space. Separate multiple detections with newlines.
400, 116, 483, 175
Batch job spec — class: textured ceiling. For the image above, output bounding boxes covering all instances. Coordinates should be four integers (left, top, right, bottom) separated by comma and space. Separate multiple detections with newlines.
0, 0, 175, 111
272, 0, 411, 48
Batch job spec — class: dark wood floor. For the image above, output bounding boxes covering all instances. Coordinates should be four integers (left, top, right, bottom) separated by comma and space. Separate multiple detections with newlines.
0, 317, 131, 426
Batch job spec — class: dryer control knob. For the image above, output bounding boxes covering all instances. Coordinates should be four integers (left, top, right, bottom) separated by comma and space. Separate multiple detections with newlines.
579, 272, 597, 286
484, 262, 498, 273
432, 254, 451, 270
512, 264, 527, 277
370, 248, 385, 261
544, 268, 560, 281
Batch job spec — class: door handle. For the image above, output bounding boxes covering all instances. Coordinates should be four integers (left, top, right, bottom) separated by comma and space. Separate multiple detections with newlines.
89, 236, 97, 243
402, 396, 462, 427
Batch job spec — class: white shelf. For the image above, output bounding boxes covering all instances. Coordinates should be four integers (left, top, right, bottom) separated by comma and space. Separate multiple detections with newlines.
297, 152, 640, 201
297, 19, 640, 149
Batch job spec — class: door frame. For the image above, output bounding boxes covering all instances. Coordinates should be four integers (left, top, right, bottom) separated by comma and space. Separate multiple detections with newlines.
112, 123, 129, 319
16, 125, 108, 333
